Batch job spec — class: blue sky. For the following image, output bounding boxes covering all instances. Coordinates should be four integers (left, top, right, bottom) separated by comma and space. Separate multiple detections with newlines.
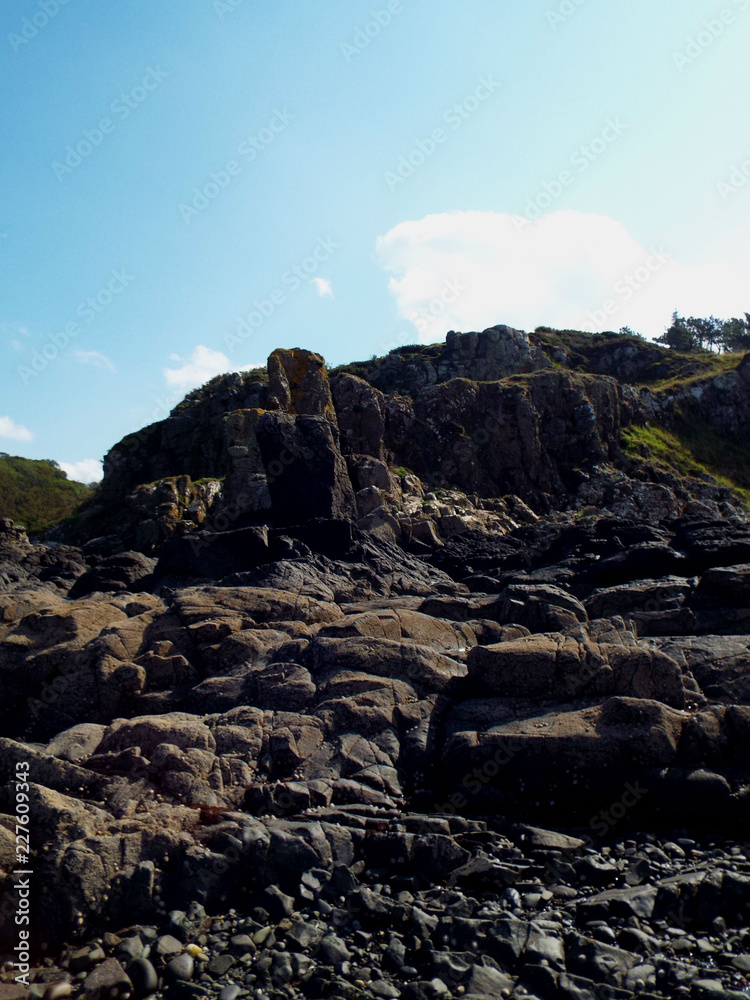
1, 0, 748, 481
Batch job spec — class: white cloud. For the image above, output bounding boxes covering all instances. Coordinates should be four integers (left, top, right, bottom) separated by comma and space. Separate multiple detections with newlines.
73, 349, 116, 371
376, 210, 749, 342
163, 345, 232, 392
59, 459, 103, 484
311, 277, 334, 298
0, 416, 33, 442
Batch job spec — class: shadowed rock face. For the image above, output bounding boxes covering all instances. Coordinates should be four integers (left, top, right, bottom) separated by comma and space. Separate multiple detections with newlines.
255, 412, 357, 524
3, 329, 750, 997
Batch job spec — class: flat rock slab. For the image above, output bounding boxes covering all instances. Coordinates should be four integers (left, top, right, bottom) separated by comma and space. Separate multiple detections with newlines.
442, 695, 685, 772
467, 634, 686, 707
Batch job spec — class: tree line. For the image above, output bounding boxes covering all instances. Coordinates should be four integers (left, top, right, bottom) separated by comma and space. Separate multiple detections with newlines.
655, 311, 750, 353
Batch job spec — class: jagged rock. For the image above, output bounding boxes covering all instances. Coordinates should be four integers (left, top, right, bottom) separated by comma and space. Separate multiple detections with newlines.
331, 374, 388, 459
124, 476, 222, 554
256, 412, 357, 523
0, 518, 86, 593
267, 348, 336, 420
69, 551, 156, 598
154, 525, 273, 580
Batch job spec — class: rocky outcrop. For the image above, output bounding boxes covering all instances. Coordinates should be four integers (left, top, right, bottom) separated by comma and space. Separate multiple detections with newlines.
4, 328, 750, 1000
267, 348, 337, 421
0, 517, 86, 593
3, 507, 750, 967
383, 369, 640, 497
654, 352, 750, 438
255, 413, 357, 524
81, 330, 749, 559
363, 325, 550, 394
101, 371, 270, 501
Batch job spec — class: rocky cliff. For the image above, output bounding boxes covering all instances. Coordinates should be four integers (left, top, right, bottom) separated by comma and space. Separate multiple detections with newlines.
2, 325, 750, 1000
74, 326, 750, 559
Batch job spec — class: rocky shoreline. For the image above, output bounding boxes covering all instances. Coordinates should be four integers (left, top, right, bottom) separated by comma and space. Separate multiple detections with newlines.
3, 818, 750, 1000
2, 328, 750, 1000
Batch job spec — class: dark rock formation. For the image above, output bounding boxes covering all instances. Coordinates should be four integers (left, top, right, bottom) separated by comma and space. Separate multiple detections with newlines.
3, 326, 750, 1000
255, 412, 357, 524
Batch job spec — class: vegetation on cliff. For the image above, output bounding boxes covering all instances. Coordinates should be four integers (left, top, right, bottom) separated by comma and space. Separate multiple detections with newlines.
0, 454, 95, 534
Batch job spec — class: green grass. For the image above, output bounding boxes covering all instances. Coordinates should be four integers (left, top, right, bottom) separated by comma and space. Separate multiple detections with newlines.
0, 454, 95, 535
640, 351, 745, 393
621, 424, 750, 506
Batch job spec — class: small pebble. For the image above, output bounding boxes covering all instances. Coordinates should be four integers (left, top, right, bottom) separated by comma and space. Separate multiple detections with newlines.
43, 984, 72, 1000
127, 958, 158, 999
218, 987, 241, 1000
165, 953, 194, 982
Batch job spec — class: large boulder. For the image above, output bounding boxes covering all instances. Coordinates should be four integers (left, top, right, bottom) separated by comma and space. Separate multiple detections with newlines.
330, 373, 387, 458
467, 634, 687, 708
171, 585, 342, 627
256, 412, 357, 523
69, 551, 156, 598
155, 525, 273, 580
439, 695, 686, 817
309, 635, 466, 694
651, 635, 750, 704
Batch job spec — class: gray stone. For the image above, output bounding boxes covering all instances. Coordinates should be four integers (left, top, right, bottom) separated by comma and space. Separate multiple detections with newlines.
217, 988, 241, 1000
207, 954, 235, 976
155, 935, 184, 959
81, 959, 133, 1000
164, 954, 194, 982
127, 959, 158, 999
317, 934, 351, 966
